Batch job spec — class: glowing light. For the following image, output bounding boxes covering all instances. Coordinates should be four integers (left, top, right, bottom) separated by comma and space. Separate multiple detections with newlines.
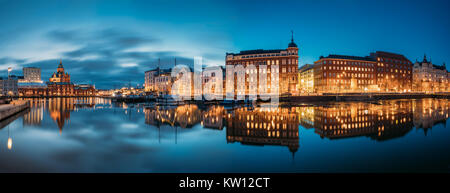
7, 138, 12, 150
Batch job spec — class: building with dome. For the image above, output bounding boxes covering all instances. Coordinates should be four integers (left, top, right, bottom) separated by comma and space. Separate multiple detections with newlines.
225, 32, 299, 96
19, 60, 96, 96
412, 54, 449, 93
47, 60, 75, 96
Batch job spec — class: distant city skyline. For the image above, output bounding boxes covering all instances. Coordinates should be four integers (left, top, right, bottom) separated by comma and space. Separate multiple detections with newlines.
0, 0, 449, 89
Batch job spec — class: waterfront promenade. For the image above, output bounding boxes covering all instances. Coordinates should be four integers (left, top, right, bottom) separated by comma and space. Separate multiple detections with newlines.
106, 93, 450, 104
0, 100, 30, 121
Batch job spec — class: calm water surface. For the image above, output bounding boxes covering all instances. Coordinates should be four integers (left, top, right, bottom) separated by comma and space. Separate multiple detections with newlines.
0, 97, 449, 172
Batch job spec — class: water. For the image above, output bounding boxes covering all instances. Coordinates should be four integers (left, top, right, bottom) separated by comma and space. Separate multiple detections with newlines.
0, 97, 449, 172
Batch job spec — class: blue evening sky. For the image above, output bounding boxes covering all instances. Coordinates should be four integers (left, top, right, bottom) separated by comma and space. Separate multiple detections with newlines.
0, 0, 448, 89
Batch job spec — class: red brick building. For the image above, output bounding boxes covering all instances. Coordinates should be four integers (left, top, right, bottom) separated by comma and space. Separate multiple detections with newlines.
313, 55, 377, 93
370, 51, 413, 92
225, 34, 299, 97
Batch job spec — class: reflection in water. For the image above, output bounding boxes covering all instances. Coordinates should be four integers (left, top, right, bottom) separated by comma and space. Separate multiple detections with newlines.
143, 99, 449, 152
297, 99, 449, 140
22, 97, 112, 133
0, 98, 448, 172
226, 107, 300, 157
145, 105, 301, 154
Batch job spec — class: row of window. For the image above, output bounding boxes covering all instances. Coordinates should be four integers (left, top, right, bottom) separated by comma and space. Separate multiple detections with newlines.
377, 57, 411, 65
230, 59, 298, 66
239, 52, 297, 59
323, 65, 374, 72
320, 60, 374, 67
324, 72, 374, 79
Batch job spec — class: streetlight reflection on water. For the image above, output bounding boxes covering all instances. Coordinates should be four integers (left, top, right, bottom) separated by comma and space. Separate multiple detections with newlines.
0, 97, 448, 172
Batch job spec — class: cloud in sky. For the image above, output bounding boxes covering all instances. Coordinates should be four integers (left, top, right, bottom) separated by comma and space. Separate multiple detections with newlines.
0, 0, 449, 89
0, 23, 232, 89
0, 0, 237, 89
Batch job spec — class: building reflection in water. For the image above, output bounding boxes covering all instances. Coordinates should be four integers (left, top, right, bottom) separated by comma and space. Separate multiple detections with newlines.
297, 99, 449, 140
225, 107, 300, 157
144, 105, 300, 156
144, 104, 202, 129
21, 97, 111, 133
10, 98, 448, 151
412, 99, 449, 135
144, 99, 449, 154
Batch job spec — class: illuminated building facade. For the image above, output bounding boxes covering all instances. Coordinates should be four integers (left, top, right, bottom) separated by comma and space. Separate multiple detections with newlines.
20, 67, 42, 83
225, 34, 299, 96
74, 84, 97, 96
47, 60, 75, 96
18, 60, 97, 97
0, 76, 19, 96
313, 55, 376, 93
412, 55, 449, 93
298, 64, 314, 94
144, 69, 159, 92
370, 51, 413, 92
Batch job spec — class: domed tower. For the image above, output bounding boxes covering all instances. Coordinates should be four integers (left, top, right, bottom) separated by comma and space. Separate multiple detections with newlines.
287, 30, 299, 55
57, 59, 65, 74
285, 30, 299, 94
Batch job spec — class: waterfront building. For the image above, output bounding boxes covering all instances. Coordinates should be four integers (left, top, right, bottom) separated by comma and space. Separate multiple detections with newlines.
20, 67, 42, 83
97, 89, 114, 96
144, 67, 175, 96
313, 55, 377, 93
47, 60, 74, 96
370, 51, 413, 92
225, 33, 299, 97
144, 69, 159, 92
155, 69, 175, 96
412, 55, 449, 93
74, 84, 97, 96
297, 64, 314, 94
18, 82, 48, 97
0, 76, 19, 96
201, 66, 226, 99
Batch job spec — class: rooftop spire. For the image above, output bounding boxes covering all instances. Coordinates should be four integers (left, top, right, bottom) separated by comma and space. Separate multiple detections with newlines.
288, 30, 298, 48
423, 53, 428, 63
58, 59, 64, 69
291, 30, 294, 43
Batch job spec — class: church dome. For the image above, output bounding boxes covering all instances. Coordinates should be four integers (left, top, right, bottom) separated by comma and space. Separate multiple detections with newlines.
288, 41, 297, 48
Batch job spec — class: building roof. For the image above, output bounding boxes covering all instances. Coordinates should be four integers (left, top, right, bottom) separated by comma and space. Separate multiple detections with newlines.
47, 81, 73, 85
320, 54, 375, 62
145, 67, 172, 74
227, 49, 285, 56
370, 51, 410, 62
298, 64, 314, 72
18, 82, 47, 88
